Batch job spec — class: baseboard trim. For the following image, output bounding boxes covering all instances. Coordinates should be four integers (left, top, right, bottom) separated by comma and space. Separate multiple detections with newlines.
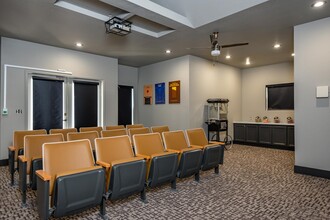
233, 141, 294, 151
0, 159, 8, 166
294, 165, 330, 179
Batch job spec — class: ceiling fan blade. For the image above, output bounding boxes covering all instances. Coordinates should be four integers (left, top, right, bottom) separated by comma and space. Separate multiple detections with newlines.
186, 47, 211, 50
221, 43, 249, 48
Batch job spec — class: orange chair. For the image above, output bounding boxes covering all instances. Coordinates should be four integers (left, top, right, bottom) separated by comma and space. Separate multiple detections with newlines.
18, 133, 64, 204
36, 140, 106, 219
101, 129, 127, 138
49, 128, 77, 141
79, 126, 103, 136
126, 124, 144, 130
95, 136, 146, 201
186, 128, 224, 174
151, 125, 170, 135
67, 131, 99, 151
105, 125, 125, 130
133, 133, 178, 189
162, 130, 202, 181
8, 129, 47, 185
128, 127, 150, 143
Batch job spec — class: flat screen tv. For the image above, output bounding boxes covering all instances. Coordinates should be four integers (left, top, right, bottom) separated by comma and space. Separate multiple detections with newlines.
266, 83, 294, 110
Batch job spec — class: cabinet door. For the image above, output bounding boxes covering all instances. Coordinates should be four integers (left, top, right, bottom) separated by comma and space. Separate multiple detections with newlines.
272, 126, 287, 146
287, 126, 295, 147
259, 125, 272, 144
234, 124, 246, 142
246, 125, 258, 143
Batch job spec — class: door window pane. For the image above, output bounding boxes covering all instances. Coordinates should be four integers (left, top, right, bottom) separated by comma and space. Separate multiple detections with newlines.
33, 77, 63, 131
74, 81, 99, 129
118, 85, 133, 126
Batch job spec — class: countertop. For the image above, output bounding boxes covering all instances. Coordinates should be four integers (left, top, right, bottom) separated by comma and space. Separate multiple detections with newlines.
233, 121, 294, 126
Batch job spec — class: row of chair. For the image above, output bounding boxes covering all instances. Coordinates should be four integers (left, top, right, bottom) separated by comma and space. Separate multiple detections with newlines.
8, 124, 165, 185
34, 129, 223, 219
11, 126, 223, 219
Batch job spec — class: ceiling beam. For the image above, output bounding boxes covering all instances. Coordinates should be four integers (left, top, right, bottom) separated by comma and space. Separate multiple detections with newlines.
100, 0, 194, 29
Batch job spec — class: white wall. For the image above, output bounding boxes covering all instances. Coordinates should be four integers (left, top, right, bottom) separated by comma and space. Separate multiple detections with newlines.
138, 56, 190, 130
0, 37, 118, 160
241, 62, 294, 122
138, 55, 242, 135
189, 56, 242, 137
294, 17, 330, 171
118, 65, 139, 123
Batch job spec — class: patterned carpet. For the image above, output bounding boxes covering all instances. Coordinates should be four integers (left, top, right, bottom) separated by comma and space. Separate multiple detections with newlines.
1, 145, 329, 220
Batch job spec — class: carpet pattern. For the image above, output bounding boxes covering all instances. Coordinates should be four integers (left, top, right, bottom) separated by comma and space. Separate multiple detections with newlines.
1, 145, 329, 219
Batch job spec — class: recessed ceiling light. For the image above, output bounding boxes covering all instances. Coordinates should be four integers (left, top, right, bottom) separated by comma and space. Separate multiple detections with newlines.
226, 55, 231, 59
274, 44, 281, 49
246, 57, 250, 65
291, 53, 295, 57
312, 1, 326, 7
165, 49, 171, 54
75, 42, 83, 47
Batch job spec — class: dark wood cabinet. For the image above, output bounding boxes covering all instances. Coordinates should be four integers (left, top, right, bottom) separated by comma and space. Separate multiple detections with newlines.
272, 126, 287, 146
246, 125, 258, 143
234, 124, 246, 142
259, 125, 272, 144
287, 126, 295, 147
234, 123, 294, 149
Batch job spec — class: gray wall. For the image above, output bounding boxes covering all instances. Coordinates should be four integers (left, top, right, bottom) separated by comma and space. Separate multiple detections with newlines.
138, 55, 242, 134
118, 65, 139, 124
294, 17, 330, 171
189, 56, 242, 137
0, 37, 118, 160
138, 56, 190, 130
242, 62, 294, 122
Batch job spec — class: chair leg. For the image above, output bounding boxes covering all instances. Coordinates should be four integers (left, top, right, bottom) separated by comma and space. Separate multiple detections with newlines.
37, 176, 50, 220
8, 150, 15, 186
11, 173, 14, 186
171, 178, 176, 190
194, 172, 200, 182
214, 165, 219, 174
19, 159, 27, 205
99, 195, 106, 217
140, 186, 147, 203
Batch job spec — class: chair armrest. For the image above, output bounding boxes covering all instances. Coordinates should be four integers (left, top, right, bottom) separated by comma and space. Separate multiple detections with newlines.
166, 149, 180, 154
150, 151, 178, 159
8, 146, 16, 151
36, 170, 51, 181
18, 155, 28, 162
190, 145, 204, 149
56, 166, 103, 179
111, 157, 145, 167
209, 141, 225, 145
181, 148, 202, 153
96, 160, 111, 168
136, 154, 150, 161
31, 156, 42, 161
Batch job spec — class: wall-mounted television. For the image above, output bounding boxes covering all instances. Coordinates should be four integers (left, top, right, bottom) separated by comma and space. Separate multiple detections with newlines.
266, 83, 294, 110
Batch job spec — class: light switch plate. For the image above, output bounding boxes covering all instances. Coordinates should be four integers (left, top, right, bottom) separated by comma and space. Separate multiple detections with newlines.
2, 108, 8, 116
316, 86, 328, 98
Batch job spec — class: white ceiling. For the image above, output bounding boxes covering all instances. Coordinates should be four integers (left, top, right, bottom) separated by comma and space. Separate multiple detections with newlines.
150, 0, 268, 28
0, 0, 330, 68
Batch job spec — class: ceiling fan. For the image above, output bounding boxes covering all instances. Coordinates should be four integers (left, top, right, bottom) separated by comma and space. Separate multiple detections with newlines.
189, 32, 249, 57
210, 32, 249, 56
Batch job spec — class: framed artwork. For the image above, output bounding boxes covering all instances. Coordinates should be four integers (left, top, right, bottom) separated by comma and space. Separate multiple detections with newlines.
144, 84, 153, 105
169, 80, 180, 104
155, 82, 165, 104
